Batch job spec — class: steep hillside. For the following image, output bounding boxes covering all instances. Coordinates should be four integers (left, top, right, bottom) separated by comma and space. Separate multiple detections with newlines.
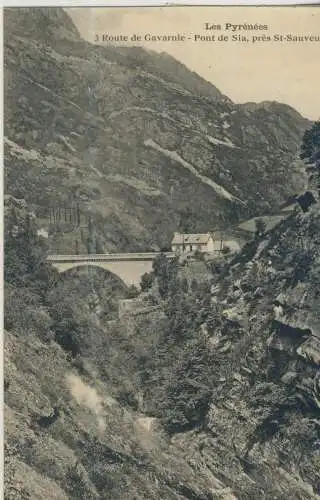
4, 195, 238, 500
4, 179, 320, 499
170, 205, 320, 498
4, 7, 309, 253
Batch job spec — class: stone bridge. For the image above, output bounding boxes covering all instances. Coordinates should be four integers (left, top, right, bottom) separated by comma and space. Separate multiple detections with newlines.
46, 252, 175, 287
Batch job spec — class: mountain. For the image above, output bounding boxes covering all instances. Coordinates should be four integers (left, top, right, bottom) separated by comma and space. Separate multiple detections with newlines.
4, 7, 310, 253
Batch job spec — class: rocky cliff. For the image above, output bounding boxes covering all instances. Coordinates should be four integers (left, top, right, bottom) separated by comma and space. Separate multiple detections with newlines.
170, 203, 320, 499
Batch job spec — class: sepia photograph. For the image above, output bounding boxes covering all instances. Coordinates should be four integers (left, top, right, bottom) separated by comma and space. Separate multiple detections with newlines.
3, 5, 320, 499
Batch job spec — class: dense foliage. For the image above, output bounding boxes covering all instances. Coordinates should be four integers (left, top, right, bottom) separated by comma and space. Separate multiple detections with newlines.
301, 120, 320, 195
4, 200, 52, 292
4, 197, 131, 357
300, 121, 320, 166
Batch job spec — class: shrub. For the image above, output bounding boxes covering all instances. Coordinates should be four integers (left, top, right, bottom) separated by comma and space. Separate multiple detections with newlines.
207, 257, 225, 276
221, 245, 231, 255
254, 218, 267, 238
152, 253, 179, 298
291, 250, 314, 286
65, 462, 98, 500
193, 249, 205, 261
190, 279, 198, 292
117, 387, 139, 410
4, 443, 31, 500
161, 337, 213, 433
126, 285, 140, 299
140, 271, 154, 292
180, 277, 189, 293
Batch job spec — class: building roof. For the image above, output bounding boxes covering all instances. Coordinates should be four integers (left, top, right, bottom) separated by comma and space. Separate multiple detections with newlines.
172, 232, 224, 245
171, 233, 212, 245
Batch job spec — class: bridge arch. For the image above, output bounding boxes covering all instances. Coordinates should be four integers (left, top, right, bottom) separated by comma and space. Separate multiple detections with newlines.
54, 262, 130, 290
49, 258, 155, 288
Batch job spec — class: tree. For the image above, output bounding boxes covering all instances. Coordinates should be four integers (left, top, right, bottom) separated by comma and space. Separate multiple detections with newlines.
300, 121, 320, 194
126, 285, 140, 299
95, 238, 104, 254
179, 207, 196, 233
76, 203, 81, 226
153, 254, 170, 298
180, 277, 189, 294
5, 205, 49, 289
140, 271, 154, 292
221, 245, 231, 255
254, 218, 267, 238
190, 279, 198, 292
161, 336, 213, 433
300, 121, 320, 166
87, 215, 95, 254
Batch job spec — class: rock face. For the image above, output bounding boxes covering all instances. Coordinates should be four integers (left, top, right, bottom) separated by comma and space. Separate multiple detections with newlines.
188, 204, 320, 498
4, 7, 309, 253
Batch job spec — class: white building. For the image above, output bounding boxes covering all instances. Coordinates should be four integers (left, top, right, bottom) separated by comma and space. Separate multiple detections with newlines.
171, 232, 241, 254
171, 232, 215, 253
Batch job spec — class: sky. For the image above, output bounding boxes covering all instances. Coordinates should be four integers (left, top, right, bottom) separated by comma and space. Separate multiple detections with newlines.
66, 6, 320, 120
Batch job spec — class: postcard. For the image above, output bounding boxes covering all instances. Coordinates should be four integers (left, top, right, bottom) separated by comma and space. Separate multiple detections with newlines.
3, 5, 320, 499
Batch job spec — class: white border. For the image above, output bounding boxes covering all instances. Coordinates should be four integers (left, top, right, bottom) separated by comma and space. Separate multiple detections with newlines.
1, 0, 320, 6
0, 7, 4, 500
0, 1, 319, 498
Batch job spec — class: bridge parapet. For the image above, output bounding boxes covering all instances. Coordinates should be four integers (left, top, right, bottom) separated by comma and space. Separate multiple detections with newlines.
47, 252, 176, 263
